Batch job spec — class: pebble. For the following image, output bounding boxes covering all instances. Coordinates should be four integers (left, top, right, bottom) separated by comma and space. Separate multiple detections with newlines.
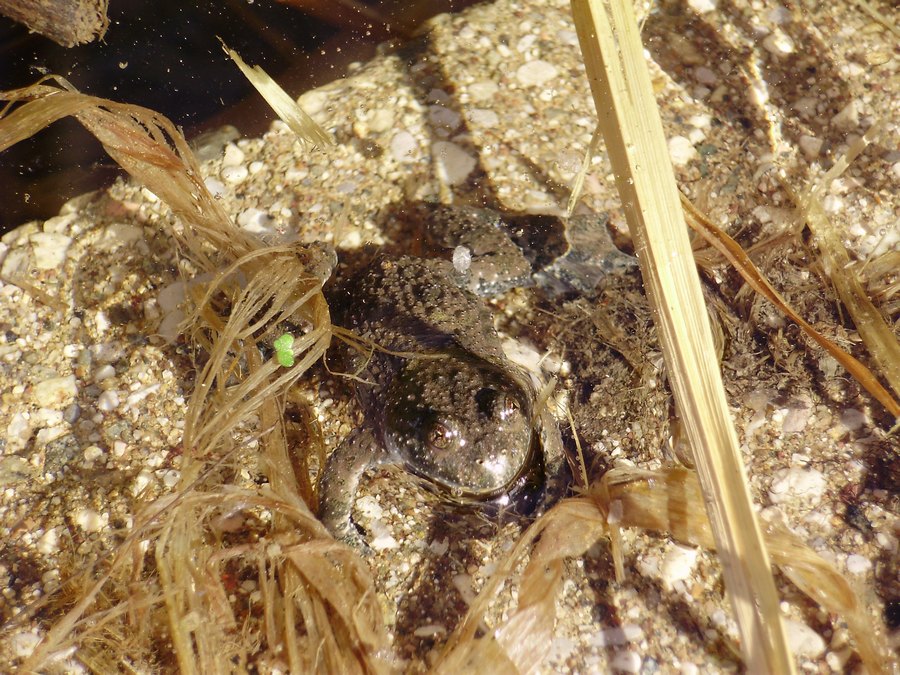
467, 80, 499, 102
125, 383, 161, 409
204, 177, 226, 198
609, 650, 642, 673
101, 223, 143, 246
762, 31, 795, 56
589, 624, 643, 647
431, 141, 477, 185
768, 467, 826, 505
237, 208, 273, 234
73, 507, 107, 533
686, 0, 716, 12
221, 164, 249, 184
668, 136, 699, 166
832, 100, 859, 131
29, 232, 72, 270
784, 618, 825, 659
845, 554, 871, 574
6, 412, 32, 450
390, 131, 418, 162
516, 59, 558, 87
97, 390, 120, 412
31, 375, 78, 408
222, 143, 246, 167
452, 246, 472, 274
428, 105, 462, 131
468, 108, 499, 128
93, 364, 116, 382
660, 544, 699, 589
36, 527, 59, 555
798, 135, 823, 160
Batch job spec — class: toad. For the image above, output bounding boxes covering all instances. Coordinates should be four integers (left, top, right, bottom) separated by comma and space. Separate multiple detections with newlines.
320, 204, 635, 546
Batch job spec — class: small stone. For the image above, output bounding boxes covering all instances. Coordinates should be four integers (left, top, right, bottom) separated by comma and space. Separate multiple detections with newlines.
693, 66, 717, 85
768, 467, 826, 505
97, 390, 120, 412
516, 59, 558, 87
832, 100, 859, 131
221, 164, 249, 184
32, 375, 78, 408
84, 445, 104, 462
660, 544, 698, 589
668, 136, 698, 166
432, 141, 477, 185
762, 31, 795, 55
845, 554, 871, 574
74, 507, 107, 533
784, 618, 825, 658
798, 135, 823, 160
368, 108, 394, 133
29, 232, 72, 270
390, 131, 418, 162
469, 108, 499, 128
686, 0, 716, 12
609, 650, 642, 673
468, 80, 499, 102
221, 143, 245, 167
452, 246, 472, 274
93, 364, 116, 382
428, 105, 461, 131
204, 177, 226, 198
37, 528, 59, 554
237, 208, 273, 234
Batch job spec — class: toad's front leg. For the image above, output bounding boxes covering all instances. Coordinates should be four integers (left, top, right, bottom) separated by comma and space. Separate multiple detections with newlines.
319, 426, 393, 548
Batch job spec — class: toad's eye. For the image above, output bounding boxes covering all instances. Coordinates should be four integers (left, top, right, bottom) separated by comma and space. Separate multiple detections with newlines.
427, 420, 454, 451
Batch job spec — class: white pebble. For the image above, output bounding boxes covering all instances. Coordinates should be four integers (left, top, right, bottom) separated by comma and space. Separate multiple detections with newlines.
832, 100, 859, 131
452, 246, 472, 273
784, 618, 825, 658
469, 108, 499, 128
468, 80, 499, 102
93, 364, 116, 382
237, 208, 273, 234
125, 383, 161, 408
798, 135, 823, 160
368, 108, 394, 133
204, 177, 226, 198
101, 223, 143, 245
660, 544, 699, 589
516, 59, 558, 87
686, 0, 716, 12
29, 232, 72, 270
6, 412, 32, 449
609, 650, 642, 673
432, 141, 477, 185
32, 375, 78, 408
37, 527, 59, 554
97, 390, 120, 412
161, 469, 181, 488
763, 31, 795, 55
668, 135, 698, 166
221, 143, 245, 167
83, 445, 104, 462
589, 624, 644, 647
113, 440, 127, 457
845, 554, 871, 574
74, 507, 107, 533
221, 164, 249, 184
768, 467, 826, 505
10, 631, 42, 658
390, 131, 418, 162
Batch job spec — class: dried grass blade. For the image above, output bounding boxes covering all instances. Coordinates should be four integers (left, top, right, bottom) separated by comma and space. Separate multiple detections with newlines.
220, 39, 333, 147
681, 195, 900, 419
569, 0, 792, 671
